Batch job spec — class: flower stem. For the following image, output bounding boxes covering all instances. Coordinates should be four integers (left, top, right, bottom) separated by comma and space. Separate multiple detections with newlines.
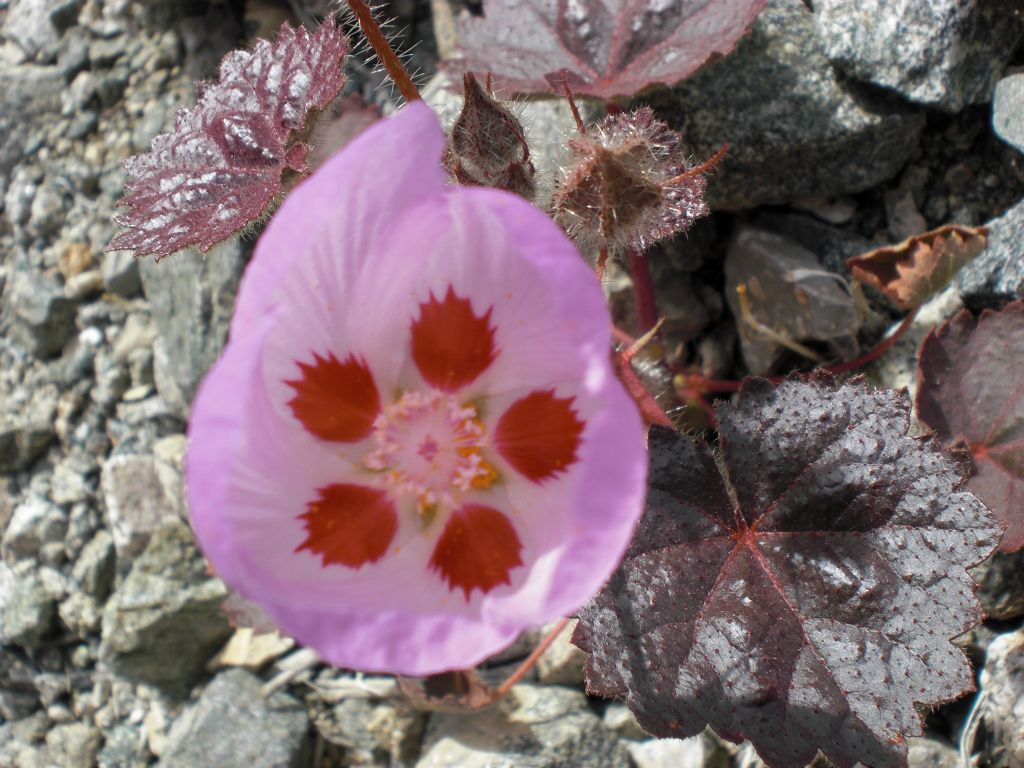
627, 248, 658, 333
345, 0, 420, 103
493, 617, 570, 700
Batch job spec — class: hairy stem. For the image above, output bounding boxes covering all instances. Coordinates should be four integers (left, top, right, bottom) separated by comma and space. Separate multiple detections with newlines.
627, 248, 658, 333
346, 0, 420, 103
494, 617, 571, 699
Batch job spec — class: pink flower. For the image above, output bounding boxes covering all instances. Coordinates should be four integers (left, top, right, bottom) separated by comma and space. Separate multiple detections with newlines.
185, 101, 647, 675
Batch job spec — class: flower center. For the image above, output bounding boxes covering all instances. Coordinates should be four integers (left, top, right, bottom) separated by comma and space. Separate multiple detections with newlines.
363, 390, 498, 516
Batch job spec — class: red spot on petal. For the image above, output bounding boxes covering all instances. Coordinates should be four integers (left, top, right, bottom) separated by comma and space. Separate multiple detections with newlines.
410, 287, 496, 391
297, 484, 397, 568
495, 390, 585, 482
286, 353, 380, 442
429, 504, 523, 599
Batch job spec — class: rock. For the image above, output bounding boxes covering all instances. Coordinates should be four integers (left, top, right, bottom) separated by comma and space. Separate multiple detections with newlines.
0, 381, 58, 473
27, 176, 69, 238
813, 0, 1022, 112
417, 684, 628, 768
602, 702, 649, 740
3, 0, 63, 63
978, 629, 1024, 767
71, 529, 116, 599
645, 0, 924, 209
313, 696, 425, 767
0, 64, 63, 183
158, 669, 310, 768
956, 199, 1024, 309
724, 226, 861, 374
45, 722, 103, 768
58, 591, 101, 636
2, 269, 76, 357
535, 619, 586, 685
907, 737, 960, 767
972, 548, 1024, 621
100, 453, 184, 560
626, 734, 726, 768
102, 249, 142, 297
866, 286, 963, 400
2, 496, 67, 560
98, 723, 150, 768
139, 241, 248, 418
993, 74, 1024, 155
100, 520, 231, 697
2, 573, 56, 648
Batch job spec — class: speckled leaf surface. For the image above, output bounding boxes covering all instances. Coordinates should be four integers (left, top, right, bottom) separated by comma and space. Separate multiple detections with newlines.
446, 0, 767, 100
573, 376, 1001, 768
107, 19, 347, 259
917, 302, 1024, 553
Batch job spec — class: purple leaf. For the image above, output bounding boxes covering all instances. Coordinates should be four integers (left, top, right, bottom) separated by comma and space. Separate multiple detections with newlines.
574, 376, 1001, 768
107, 19, 348, 260
916, 301, 1024, 553
444, 0, 767, 100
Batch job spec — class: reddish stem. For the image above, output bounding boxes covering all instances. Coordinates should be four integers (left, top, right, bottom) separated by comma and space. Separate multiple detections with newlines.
822, 308, 919, 375
626, 248, 658, 333
494, 617, 570, 699
346, 0, 420, 103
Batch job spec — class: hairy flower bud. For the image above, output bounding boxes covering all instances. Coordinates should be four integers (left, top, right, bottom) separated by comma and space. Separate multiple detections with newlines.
551, 107, 711, 256
444, 72, 536, 199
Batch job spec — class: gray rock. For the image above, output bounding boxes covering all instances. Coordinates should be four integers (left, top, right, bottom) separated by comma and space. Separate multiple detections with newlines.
158, 669, 310, 768
535, 619, 586, 686
602, 702, 649, 741
972, 548, 1024, 621
627, 734, 725, 768
993, 74, 1024, 155
907, 737, 960, 768
645, 0, 924, 209
100, 453, 184, 560
100, 520, 231, 697
978, 629, 1024, 767
58, 591, 101, 636
102, 249, 142, 297
814, 0, 1022, 112
0, 65, 63, 183
139, 241, 248, 418
45, 722, 103, 768
2, 496, 67, 560
0, 377, 58, 472
417, 684, 628, 768
27, 176, 69, 238
314, 697, 425, 767
72, 529, 116, 599
957, 199, 1024, 309
2, 573, 56, 647
3, 0, 63, 63
724, 226, 861, 374
4, 269, 76, 359
97, 723, 150, 768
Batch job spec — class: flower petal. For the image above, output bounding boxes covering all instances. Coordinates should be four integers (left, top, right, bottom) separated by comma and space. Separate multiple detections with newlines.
428, 503, 524, 599
410, 287, 497, 391
494, 390, 585, 482
286, 353, 380, 441
297, 484, 398, 568
231, 100, 447, 335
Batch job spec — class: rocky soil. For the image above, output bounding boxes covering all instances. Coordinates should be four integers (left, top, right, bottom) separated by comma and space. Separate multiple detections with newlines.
1, 0, 1023, 767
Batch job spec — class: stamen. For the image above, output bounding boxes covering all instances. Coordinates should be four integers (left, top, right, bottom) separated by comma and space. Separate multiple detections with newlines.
364, 390, 499, 515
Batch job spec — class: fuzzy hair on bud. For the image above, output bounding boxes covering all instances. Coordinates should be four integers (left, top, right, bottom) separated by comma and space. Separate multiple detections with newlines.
551, 107, 710, 256
444, 73, 536, 200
